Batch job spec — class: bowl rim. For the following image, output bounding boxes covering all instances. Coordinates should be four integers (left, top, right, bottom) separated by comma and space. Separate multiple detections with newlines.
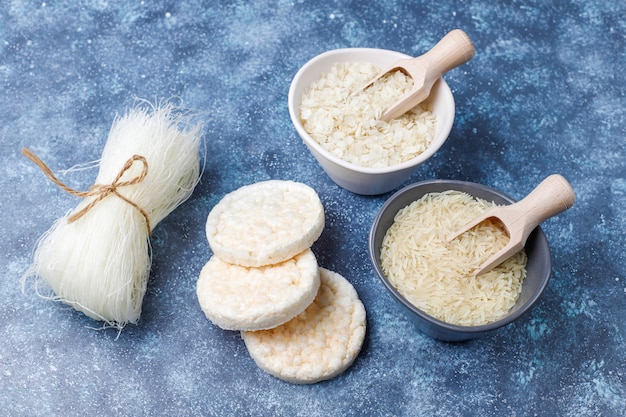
288, 47, 455, 175
369, 178, 552, 334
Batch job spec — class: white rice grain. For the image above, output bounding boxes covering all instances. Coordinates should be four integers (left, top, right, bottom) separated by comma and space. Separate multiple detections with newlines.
380, 191, 527, 326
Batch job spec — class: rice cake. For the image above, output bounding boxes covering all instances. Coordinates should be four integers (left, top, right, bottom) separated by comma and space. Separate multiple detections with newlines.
241, 268, 366, 384
196, 249, 320, 331
206, 180, 324, 267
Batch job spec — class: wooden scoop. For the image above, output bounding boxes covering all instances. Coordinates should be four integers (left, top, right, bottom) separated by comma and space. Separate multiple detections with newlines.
447, 174, 576, 276
355, 29, 475, 122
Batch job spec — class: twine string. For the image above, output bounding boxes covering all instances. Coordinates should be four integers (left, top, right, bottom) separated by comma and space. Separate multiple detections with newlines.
21, 148, 152, 234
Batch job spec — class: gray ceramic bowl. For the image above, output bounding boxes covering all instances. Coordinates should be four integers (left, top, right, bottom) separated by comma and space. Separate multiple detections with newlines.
369, 179, 552, 342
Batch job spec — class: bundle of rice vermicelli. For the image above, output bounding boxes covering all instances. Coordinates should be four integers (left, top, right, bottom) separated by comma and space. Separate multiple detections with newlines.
22, 100, 202, 330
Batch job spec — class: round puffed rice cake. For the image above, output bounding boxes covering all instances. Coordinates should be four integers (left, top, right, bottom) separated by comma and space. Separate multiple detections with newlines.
205, 180, 325, 267
196, 249, 320, 331
241, 268, 366, 384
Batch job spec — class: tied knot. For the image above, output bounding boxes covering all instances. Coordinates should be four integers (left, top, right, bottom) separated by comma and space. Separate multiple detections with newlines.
22, 148, 152, 234
91, 183, 117, 194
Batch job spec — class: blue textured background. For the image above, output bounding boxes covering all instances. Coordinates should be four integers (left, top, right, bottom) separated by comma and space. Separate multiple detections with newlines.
1, 1, 625, 416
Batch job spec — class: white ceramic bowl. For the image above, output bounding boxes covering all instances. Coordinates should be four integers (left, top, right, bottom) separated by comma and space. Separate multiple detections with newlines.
288, 48, 455, 195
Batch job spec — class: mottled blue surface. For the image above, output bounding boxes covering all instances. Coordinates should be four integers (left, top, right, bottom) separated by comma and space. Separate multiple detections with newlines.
1, 1, 625, 416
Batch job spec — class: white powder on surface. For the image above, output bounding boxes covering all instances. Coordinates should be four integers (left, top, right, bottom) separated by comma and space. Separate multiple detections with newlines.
299, 62, 436, 168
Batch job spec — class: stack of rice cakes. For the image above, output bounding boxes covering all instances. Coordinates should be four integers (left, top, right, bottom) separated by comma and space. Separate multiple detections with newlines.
197, 180, 366, 384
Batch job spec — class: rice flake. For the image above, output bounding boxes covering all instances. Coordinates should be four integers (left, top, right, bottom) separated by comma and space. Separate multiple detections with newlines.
300, 62, 437, 168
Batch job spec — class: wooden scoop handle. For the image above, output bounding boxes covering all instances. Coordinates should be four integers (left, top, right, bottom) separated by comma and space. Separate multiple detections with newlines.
513, 174, 576, 234
470, 174, 575, 276
378, 30, 475, 122
420, 29, 476, 77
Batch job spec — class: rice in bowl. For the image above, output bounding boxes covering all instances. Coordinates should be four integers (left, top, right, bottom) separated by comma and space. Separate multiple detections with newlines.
299, 62, 436, 168
380, 190, 528, 326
